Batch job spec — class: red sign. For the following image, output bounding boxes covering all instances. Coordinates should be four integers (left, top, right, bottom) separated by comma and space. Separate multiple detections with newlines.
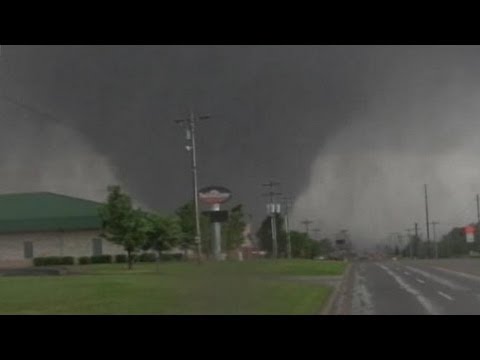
198, 186, 232, 205
465, 226, 476, 234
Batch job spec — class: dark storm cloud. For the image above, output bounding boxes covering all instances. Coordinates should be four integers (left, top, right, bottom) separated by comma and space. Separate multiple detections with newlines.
0, 46, 369, 211
2, 45, 480, 244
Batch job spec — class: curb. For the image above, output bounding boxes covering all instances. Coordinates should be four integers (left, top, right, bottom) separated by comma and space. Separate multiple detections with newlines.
320, 263, 352, 315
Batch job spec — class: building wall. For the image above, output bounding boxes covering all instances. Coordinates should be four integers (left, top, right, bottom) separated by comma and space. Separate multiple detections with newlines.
0, 230, 125, 266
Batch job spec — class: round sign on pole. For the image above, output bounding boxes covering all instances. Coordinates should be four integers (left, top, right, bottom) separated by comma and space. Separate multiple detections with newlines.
465, 225, 476, 243
198, 186, 232, 205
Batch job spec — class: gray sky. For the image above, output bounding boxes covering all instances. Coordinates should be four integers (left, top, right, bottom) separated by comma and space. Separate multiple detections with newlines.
2, 45, 480, 247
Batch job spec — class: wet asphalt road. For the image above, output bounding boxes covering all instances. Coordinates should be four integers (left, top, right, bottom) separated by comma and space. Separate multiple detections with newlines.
336, 259, 480, 315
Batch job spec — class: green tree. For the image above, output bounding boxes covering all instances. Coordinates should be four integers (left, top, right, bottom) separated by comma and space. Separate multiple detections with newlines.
176, 201, 212, 258
438, 226, 472, 258
143, 213, 182, 260
256, 214, 287, 257
99, 186, 148, 269
318, 238, 334, 255
223, 204, 247, 252
289, 231, 312, 258
309, 240, 322, 259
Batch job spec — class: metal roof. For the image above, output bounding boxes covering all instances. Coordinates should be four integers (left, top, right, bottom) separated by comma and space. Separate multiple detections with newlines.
0, 192, 103, 233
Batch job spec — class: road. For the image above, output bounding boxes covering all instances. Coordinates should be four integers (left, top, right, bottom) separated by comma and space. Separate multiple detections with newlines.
331, 258, 480, 315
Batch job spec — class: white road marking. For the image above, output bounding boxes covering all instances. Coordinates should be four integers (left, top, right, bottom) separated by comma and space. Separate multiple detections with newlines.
416, 278, 425, 284
405, 266, 469, 291
378, 264, 440, 315
437, 291, 454, 301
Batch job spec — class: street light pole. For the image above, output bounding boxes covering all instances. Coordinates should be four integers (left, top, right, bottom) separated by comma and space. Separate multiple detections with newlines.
175, 111, 210, 263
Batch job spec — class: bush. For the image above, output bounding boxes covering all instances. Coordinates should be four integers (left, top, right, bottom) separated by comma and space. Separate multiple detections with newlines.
62, 256, 75, 265
78, 256, 91, 265
115, 254, 127, 263
91, 255, 113, 264
137, 253, 157, 263
33, 256, 74, 266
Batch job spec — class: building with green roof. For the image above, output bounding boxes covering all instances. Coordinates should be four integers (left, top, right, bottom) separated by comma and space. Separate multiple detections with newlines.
0, 192, 124, 266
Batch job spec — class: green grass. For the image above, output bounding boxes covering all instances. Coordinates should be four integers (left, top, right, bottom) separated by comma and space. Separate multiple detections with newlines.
0, 260, 346, 315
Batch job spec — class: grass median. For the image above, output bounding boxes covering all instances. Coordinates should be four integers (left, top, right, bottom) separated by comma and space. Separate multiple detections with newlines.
0, 259, 347, 314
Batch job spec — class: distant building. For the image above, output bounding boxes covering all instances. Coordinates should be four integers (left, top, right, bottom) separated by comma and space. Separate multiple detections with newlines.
238, 223, 266, 259
332, 230, 354, 260
0, 192, 124, 267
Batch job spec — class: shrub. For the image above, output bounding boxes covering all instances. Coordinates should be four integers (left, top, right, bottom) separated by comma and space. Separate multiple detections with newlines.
91, 255, 113, 264
115, 254, 127, 263
61, 256, 75, 265
137, 253, 157, 262
78, 256, 91, 265
33, 256, 74, 266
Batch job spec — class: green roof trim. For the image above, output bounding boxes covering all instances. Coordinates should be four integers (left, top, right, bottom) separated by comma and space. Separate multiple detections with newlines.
0, 192, 104, 234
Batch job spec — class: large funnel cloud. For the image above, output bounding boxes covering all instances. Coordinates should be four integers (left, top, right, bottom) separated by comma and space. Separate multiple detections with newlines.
292, 64, 480, 248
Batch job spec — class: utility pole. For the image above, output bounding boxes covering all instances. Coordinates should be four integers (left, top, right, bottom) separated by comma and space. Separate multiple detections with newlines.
175, 111, 210, 263
424, 184, 431, 258
281, 196, 292, 259
301, 220, 313, 236
262, 181, 281, 259
431, 221, 439, 259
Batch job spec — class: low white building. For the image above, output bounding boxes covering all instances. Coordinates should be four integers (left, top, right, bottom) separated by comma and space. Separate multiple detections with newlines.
0, 192, 124, 267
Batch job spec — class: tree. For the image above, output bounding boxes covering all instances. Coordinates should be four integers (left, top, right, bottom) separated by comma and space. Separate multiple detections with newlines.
143, 213, 182, 260
289, 231, 312, 258
99, 186, 149, 269
318, 238, 334, 255
256, 214, 287, 257
223, 204, 247, 252
176, 201, 212, 258
438, 226, 472, 258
